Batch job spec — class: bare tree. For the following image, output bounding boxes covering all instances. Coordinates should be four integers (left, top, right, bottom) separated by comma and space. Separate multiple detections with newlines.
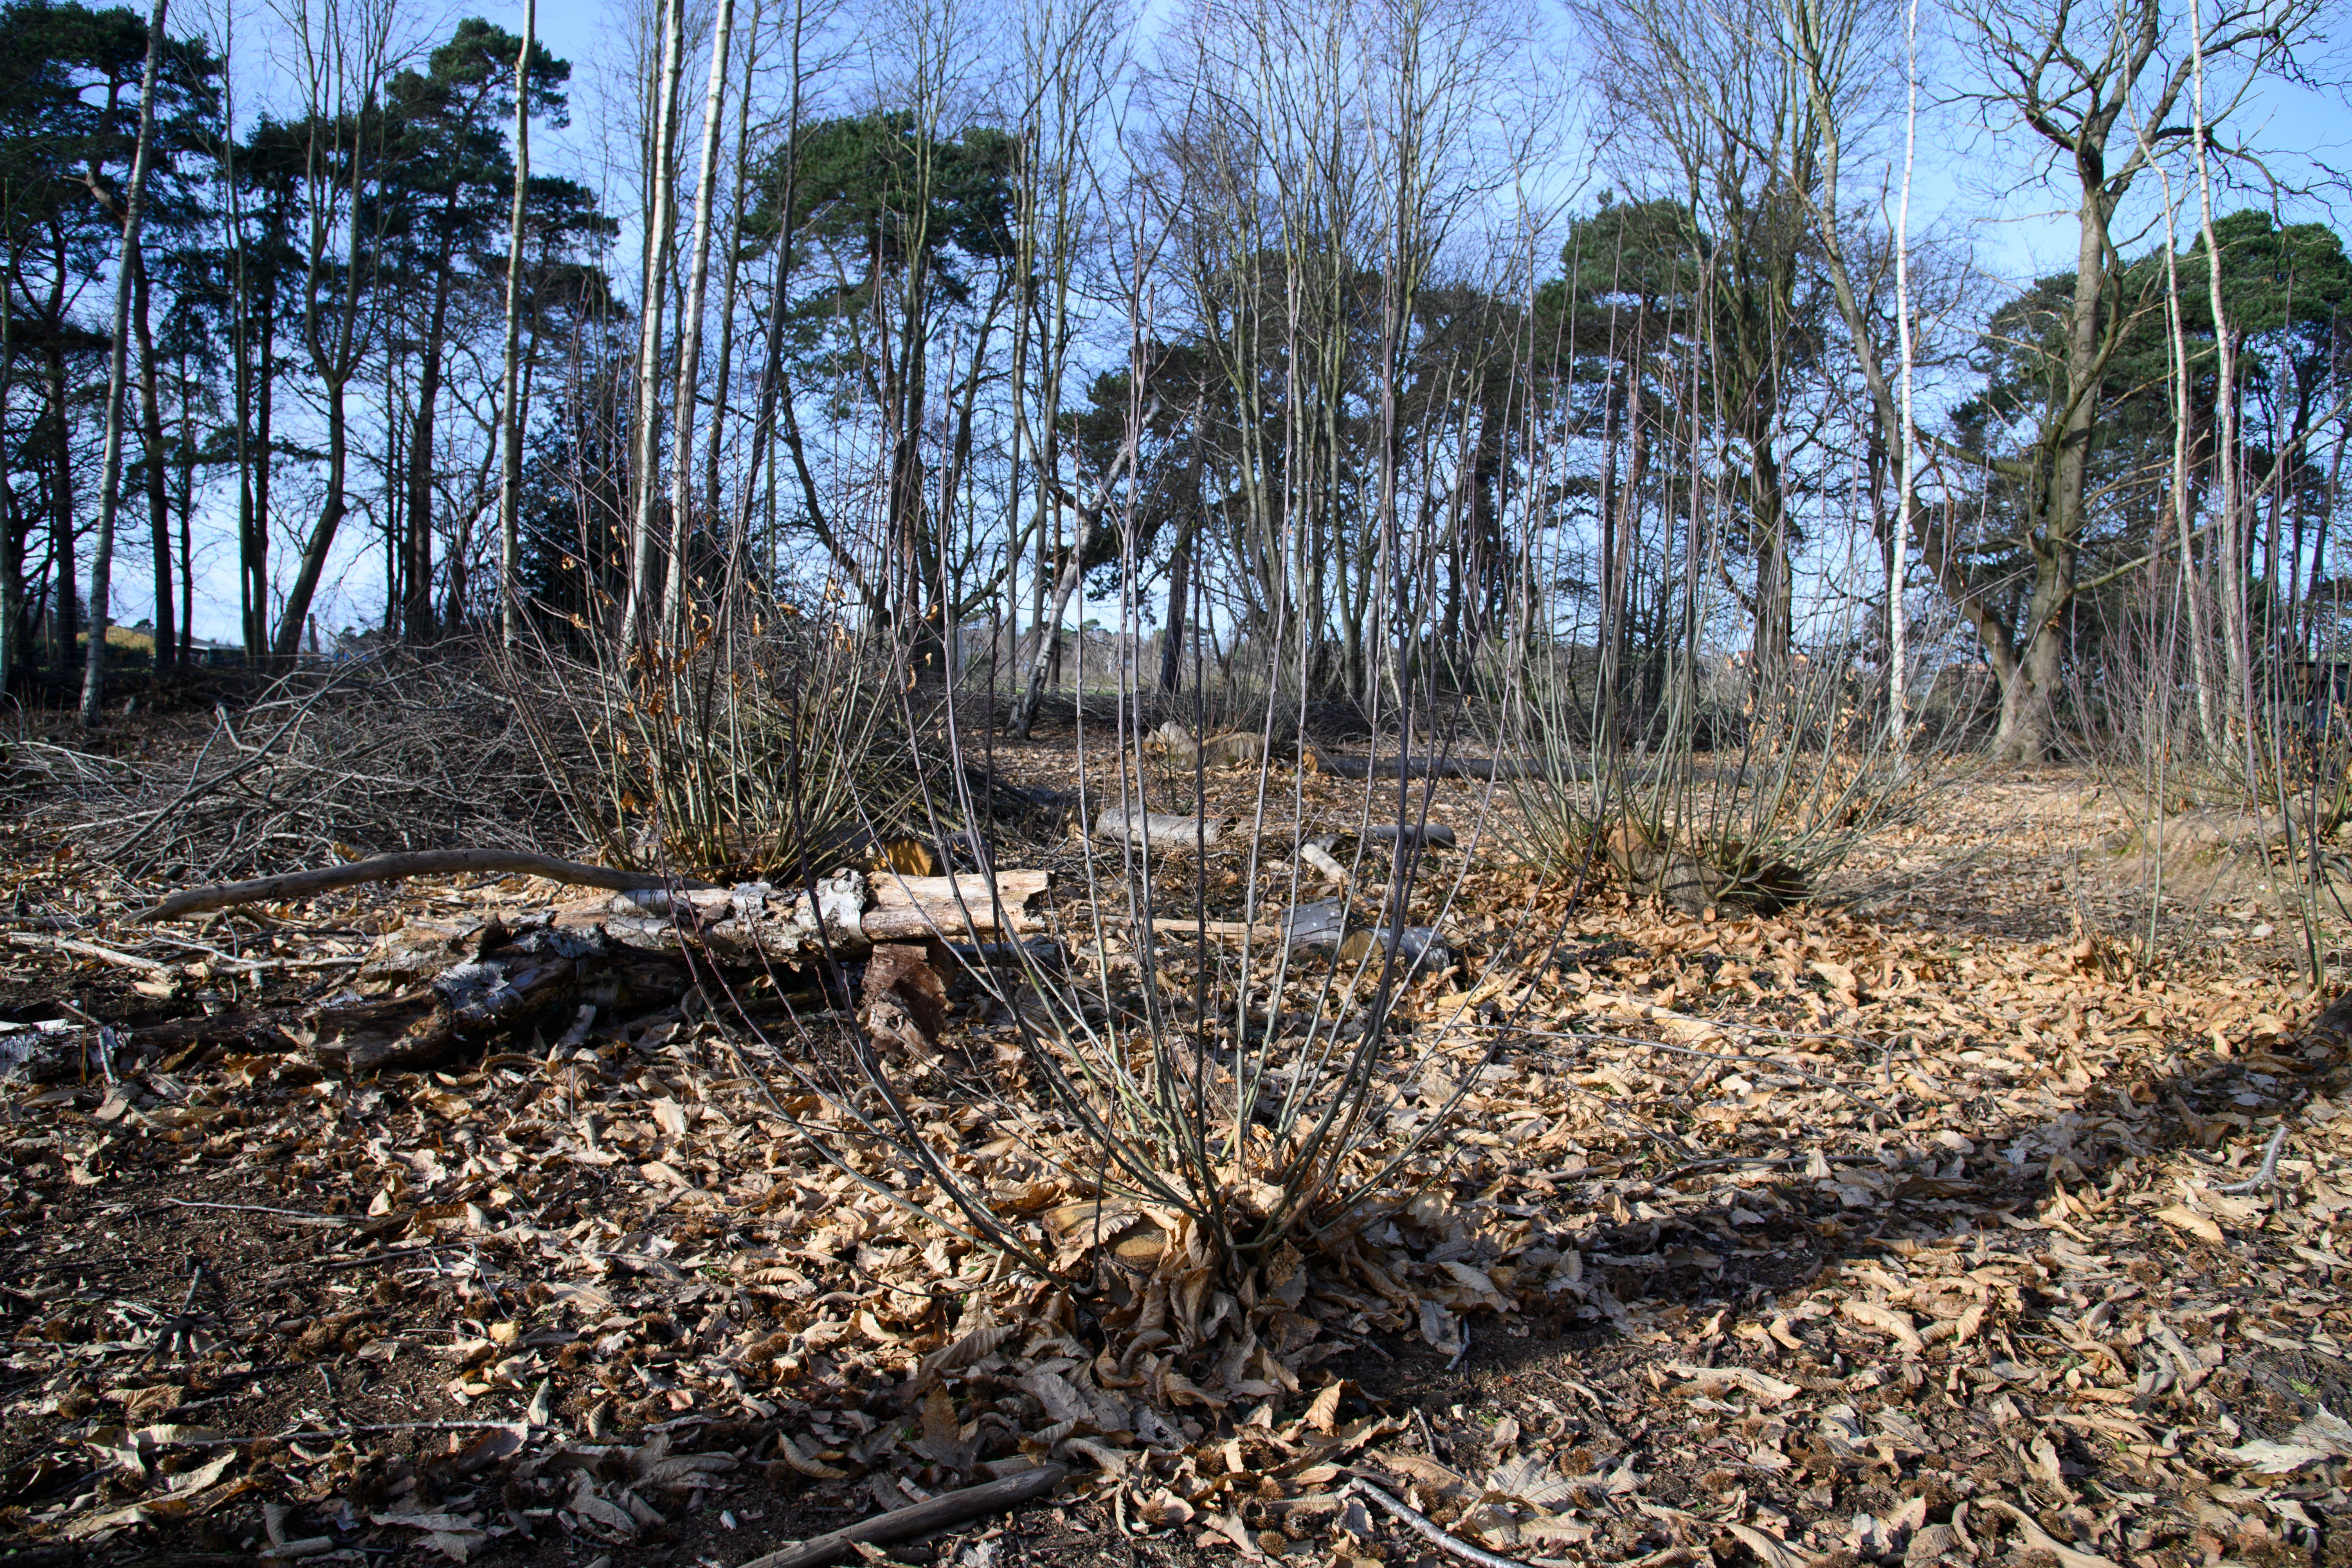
1789, 0, 2329, 758
1005, 0, 1129, 737
620, 0, 687, 648
659, 0, 736, 631
495, 0, 534, 646
1150, 0, 1369, 707
80, 0, 168, 725
271, 0, 401, 666
1573, 0, 1846, 687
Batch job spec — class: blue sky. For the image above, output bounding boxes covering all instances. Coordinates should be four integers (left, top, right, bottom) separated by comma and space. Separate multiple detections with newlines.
148, 0, 2352, 641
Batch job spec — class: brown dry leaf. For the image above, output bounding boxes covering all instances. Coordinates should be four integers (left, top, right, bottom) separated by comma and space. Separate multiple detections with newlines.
1376, 1450, 1468, 1494
1722, 1519, 1816, 1568
1841, 1299, 1925, 1354
2154, 1204, 2226, 1244
912, 1316, 1015, 1391
1661, 1361, 1800, 1405
1306, 1380, 1346, 1434
1978, 1500, 2118, 1568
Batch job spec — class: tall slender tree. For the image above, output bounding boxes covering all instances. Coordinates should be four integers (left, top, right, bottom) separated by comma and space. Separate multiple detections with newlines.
495, 0, 533, 644
78, 0, 164, 724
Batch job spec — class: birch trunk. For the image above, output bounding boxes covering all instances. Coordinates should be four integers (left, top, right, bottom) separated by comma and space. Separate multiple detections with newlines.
1888, 0, 1917, 750
661, 0, 736, 632
621, 0, 688, 648
2187, 0, 2251, 782
497, 0, 535, 646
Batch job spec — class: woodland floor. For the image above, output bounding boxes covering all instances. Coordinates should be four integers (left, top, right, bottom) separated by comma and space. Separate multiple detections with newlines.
5, 710, 2352, 1568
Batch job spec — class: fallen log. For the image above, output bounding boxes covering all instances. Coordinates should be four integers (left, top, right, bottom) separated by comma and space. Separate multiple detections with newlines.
737, 1462, 1067, 1568
1, 1019, 90, 1084
299, 920, 693, 1073
2, 1007, 300, 1083
1306, 745, 1543, 781
861, 902, 1039, 941
1362, 822, 1458, 849
137, 850, 711, 923
1100, 914, 1278, 941
596, 870, 1052, 954
870, 870, 1054, 908
1094, 808, 1231, 850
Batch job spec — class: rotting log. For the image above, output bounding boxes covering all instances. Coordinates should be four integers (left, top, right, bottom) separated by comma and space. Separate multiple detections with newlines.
299, 920, 693, 1074
4, 1008, 304, 1084
299, 921, 691, 1081
136, 850, 712, 923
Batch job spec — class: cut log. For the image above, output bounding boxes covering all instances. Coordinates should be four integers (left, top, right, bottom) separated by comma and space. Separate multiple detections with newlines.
1362, 822, 1457, 849
1336, 926, 1455, 975
1280, 898, 1348, 951
592, 870, 1050, 955
1095, 808, 1229, 850
1304, 743, 1542, 781
1096, 913, 1280, 942
137, 850, 711, 923
868, 870, 1053, 909
1145, 730, 1268, 769
861, 902, 1037, 941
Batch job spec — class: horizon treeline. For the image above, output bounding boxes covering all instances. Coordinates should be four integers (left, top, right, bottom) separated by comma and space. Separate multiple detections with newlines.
2, 0, 2344, 759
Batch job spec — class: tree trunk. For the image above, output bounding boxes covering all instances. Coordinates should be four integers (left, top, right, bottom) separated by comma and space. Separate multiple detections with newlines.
81, 0, 167, 726
1159, 516, 1191, 694
659, 0, 735, 632
1010, 531, 1089, 737
0, 483, 19, 697
703, 0, 760, 543
133, 250, 172, 673
621, 0, 688, 649
0, 254, 17, 695
275, 431, 348, 664
405, 266, 455, 641
43, 343, 76, 673
278, 67, 372, 668
1991, 611, 2063, 762
237, 270, 274, 661
176, 346, 194, 665
496, 0, 534, 646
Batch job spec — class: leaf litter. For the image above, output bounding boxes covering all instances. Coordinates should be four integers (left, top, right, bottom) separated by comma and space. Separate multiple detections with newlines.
2, 766, 2350, 1568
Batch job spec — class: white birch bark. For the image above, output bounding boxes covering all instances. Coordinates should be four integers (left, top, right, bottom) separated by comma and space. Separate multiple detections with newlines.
661, 0, 737, 632
621, 0, 688, 647
496, 0, 535, 646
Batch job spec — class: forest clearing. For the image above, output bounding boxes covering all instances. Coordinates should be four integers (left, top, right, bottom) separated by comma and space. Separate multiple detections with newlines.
5, 0, 2352, 1553
4, 676, 2350, 1568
